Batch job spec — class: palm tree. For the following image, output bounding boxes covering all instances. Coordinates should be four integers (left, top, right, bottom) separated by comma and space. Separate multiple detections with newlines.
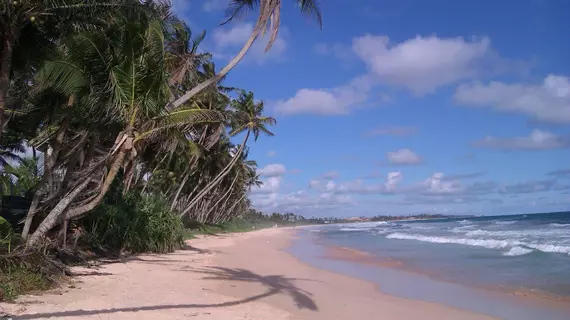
0, 0, 152, 141
170, 0, 322, 109
180, 90, 275, 217
1, 158, 39, 196
25, 9, 224, 246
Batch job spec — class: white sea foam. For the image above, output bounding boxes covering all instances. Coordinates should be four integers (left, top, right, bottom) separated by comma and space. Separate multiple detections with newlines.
339, 227, 371, 232
550, 223, 570, 227
465, 228, 569, 238
495, 220, 516, 225
458, 220, 472, 225
526, 243, 570, 255
451, 225, 476, 233
386, 233, 523, 249
408, 225, 435, 231
386, 232, 570, 256
503, 246, 533, 256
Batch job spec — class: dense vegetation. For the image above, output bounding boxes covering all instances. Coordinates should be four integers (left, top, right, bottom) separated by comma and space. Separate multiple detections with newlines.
0, 0, 322, 301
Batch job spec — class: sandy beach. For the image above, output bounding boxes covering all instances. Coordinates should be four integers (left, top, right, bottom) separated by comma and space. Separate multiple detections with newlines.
0, 228, 496, 319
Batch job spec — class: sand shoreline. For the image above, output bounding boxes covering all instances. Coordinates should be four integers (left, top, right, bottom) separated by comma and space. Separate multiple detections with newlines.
1, 228, 496, 319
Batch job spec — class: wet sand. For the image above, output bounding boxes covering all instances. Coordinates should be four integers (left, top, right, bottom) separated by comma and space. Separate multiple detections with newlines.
1, 228, 496, 319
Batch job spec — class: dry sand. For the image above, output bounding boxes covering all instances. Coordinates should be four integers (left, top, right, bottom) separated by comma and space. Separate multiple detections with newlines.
0, 228, 497, 319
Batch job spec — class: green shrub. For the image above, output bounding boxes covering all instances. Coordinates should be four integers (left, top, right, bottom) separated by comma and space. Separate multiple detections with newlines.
0, 216, 13, 253
81, 192, 184, 254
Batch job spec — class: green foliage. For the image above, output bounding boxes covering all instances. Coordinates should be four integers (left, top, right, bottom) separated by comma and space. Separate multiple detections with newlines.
0, 216, 13, 253
0, 250, 67, 302
82, 192, 184, 254
1, 158, 40, 196
0, 268, 52, 302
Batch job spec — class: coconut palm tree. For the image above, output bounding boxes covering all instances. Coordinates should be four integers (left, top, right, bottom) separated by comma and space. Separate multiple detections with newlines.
170, 0, 322, 109
25, 9, 224, 246
0, 0, 152, 141
180, 90, 275, 217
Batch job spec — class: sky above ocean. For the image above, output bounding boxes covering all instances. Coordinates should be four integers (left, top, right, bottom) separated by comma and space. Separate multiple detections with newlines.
172, 0, 570, 217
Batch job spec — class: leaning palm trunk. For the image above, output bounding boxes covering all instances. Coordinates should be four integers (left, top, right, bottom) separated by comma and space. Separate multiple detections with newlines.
26, 177, 91, 247
170, 167, 191, 211
205, 173, 239, 222
180, 130, 250, 217
20, 193, 41, 240
0, 28, 17, 141
26, 142, 128, 247
222, 193, 247, 222
66, 146, 128, 219
170, 32, 259, 109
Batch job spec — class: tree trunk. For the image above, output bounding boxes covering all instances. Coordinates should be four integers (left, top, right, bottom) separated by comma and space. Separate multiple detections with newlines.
0, 28, 15, 142
180, 130, 250, 217
66, 147, 127, 219
32, 147, 38, 176
170, 32, 259, 109
170, 167, 191, 211
26, 177, 91, 247
207, 173, 239, 222
221, 193, 246, 223
20, 193, 41, 240
26, 146, 127, 247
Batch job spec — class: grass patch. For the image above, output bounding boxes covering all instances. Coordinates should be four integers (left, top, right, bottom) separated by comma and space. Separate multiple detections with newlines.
0, 268, 52, 301
184, 220, 278, 239
0, 250, 68, 302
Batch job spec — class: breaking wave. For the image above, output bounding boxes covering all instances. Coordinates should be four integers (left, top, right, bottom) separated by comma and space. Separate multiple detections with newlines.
503, 246, 533, 256
385, 232, 570, 256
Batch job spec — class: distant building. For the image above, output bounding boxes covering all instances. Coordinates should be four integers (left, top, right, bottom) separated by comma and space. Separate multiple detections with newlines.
346, 216, 368, 222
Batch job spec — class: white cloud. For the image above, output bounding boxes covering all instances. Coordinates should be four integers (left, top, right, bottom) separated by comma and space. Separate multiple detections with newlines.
309, 172, 404, 195
203, 0, 227, 12
473, 130, 570, 150
212, 23, 287, 65
250, 176, 282, 194
273, 75, 377, 115
454, 74, 570, 123
309, 179, 321, 189
257, 163, 286, 177
266, 150, 277, 157
422, 173, 463, 195
274, 34, 502, 116
251, 189, 354, 212
385, 172, 402, 192
366, 125, 417, 137
386, 148, 423, 165
353, 35, 494, 94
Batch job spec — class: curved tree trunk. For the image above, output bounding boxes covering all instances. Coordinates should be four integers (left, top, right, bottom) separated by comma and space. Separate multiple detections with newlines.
0, 28, 15, 141
180, 130, 250, 217
66, 147, 127, 219
26, 177, 91, 247
207, 173, 239, 222
170, 31, 259, 109
20, 193, 41, 240
170, 167, 191, 211
26, 147, 127, 247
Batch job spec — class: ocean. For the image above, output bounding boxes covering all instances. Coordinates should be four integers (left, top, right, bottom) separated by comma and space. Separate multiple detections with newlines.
290, 211, 570, 320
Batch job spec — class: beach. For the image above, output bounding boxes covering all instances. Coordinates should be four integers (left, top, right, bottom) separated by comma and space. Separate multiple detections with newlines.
0, 228, 496, 320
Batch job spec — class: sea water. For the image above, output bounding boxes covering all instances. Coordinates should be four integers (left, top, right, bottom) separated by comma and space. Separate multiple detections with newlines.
291, 211, 570, 319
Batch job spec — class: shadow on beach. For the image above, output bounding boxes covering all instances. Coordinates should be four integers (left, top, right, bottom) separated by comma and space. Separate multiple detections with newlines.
13, 266, 318, 319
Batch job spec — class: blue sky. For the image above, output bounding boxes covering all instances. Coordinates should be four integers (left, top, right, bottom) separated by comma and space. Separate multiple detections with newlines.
173, 0, 570, 217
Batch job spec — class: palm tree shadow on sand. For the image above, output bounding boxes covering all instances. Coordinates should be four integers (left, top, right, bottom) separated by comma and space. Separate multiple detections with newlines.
193, 266, 319, 311
11, 266, 318, 319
